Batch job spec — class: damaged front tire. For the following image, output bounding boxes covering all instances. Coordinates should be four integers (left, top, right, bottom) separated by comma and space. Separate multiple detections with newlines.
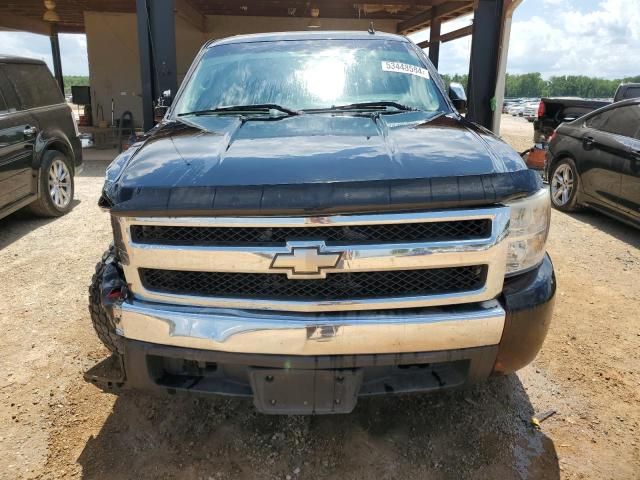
89, 246, 125, 354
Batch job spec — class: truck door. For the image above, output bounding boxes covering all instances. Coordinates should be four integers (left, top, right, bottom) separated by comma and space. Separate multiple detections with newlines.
0, 67, 37, 211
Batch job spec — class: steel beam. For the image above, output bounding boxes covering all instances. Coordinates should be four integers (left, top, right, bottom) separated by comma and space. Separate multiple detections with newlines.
49, 24, 65, 95
150, 0, 178, 100
136, 0, 177, 131
428, 10, 441, 68
136, 0, 155, 130
466, 0, 504, 130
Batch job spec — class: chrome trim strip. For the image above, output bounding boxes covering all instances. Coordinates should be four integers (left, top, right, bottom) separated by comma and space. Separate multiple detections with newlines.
126, 238, 500, 273
125, 207, 501, 228
115, 207, 510, 312
116, 300, 506, 355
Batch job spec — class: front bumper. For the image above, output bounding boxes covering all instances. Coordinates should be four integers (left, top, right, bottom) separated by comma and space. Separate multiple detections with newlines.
115, 300, 506, 356
95, 255, 555, 413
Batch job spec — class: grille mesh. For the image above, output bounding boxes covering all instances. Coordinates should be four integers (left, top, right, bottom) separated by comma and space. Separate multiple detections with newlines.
139, 266, 486, 301
130, 219, 490, 246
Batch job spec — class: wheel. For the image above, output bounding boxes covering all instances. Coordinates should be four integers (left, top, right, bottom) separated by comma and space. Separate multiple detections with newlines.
27, 150, 74, 217
549, 158, 581, 212
89, 246, 124, 354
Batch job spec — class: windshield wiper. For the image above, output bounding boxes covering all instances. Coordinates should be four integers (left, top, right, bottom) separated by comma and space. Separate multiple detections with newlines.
178, 104, 301, 117
304, 101, 419, 113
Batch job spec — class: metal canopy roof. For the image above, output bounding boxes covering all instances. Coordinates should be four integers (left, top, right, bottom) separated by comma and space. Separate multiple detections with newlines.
0, 0, 474, 34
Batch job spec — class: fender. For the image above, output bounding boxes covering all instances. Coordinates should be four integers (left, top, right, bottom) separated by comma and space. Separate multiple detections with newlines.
29, 103, 79, 171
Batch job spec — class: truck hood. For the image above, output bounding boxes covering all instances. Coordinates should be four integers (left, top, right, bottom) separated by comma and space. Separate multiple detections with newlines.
103, 112, 538, 215
112, 112, 524, 186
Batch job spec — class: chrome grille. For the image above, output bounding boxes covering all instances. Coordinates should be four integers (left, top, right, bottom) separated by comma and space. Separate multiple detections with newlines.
129, 219, 491, 246
139, 266, 487, 301
115, 207, 510, 312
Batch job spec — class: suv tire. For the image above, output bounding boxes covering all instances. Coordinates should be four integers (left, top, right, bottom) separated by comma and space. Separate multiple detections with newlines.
27, 150, 75, 217
549, 157, 582, 212
89, 247, 124, 354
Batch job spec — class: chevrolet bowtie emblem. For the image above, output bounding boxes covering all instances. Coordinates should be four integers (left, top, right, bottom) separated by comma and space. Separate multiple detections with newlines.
271, 243, 342, 279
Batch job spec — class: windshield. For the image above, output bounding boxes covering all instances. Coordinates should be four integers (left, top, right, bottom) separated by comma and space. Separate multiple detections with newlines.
173, 39, 448, 115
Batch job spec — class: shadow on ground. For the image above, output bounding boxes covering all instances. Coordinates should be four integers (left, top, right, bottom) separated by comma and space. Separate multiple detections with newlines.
77, 375, 559, 479
0, 160, 109, 250
564, 209, 639, 249
0, 199, 81, 250
79, 160, 111, 178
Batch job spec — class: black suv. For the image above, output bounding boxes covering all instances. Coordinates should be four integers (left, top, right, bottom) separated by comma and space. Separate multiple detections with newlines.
0, 56, 82, 220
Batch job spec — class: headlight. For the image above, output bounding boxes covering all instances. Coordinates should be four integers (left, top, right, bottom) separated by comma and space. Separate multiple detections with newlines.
504, 188, 550, 275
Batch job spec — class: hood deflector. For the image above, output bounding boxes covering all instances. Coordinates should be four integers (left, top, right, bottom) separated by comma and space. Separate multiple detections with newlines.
107, 169, 541, 217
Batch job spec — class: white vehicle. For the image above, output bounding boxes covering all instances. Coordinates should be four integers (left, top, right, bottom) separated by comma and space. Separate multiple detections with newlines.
523, 102, 538, 121
508, 104, 525, 116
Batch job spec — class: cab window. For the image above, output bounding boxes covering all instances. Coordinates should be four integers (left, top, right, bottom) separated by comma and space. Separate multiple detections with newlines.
0, 69, 20, 113
1, 63, 63, 110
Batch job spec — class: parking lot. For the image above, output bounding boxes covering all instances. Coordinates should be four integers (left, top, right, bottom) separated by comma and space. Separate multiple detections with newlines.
0, 115, 638, 479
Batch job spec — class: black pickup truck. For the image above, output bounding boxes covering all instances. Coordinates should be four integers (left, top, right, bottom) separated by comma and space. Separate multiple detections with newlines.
533, 97, 611, 143
89, 31, 555, 414
533, 84, 640, 144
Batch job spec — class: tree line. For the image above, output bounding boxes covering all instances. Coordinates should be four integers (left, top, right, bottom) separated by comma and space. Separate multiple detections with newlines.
63, 75, 89, 95
442, 72, 640, 99
65, 73, 640, 99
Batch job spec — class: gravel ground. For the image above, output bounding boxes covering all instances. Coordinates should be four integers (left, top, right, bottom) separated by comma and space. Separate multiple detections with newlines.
0, 115, 638, 479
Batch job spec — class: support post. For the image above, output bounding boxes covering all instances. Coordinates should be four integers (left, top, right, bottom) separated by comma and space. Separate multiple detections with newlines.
136, 0, 177, 131
428, 9, 441, 69
466, 0, 505, 130
492, 0, 523, 133
49, 24, 64, 95
136, 0, 155, 131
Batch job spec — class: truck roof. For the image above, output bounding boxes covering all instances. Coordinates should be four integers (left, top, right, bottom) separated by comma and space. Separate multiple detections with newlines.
206, 30, 409, 49
0, 55, 47, 65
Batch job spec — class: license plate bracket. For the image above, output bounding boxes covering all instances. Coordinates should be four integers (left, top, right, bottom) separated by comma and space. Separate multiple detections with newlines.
249, 368, 362, 415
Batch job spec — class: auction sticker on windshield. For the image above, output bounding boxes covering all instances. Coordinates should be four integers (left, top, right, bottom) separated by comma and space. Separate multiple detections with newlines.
381, 61, 430, 79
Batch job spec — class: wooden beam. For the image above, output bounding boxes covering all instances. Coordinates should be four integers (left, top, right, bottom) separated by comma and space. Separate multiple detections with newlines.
175, 0, 205, 31
417, 24, 472, 48
0, 11, 50, 35
397, 1, 473, 34
439, 24, 473, 42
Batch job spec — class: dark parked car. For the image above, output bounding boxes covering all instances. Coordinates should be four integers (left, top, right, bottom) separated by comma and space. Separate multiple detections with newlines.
614, 83, 640, 103
0, 56, 82, 220
546, 98, 640, 226
89, 31, 555, 414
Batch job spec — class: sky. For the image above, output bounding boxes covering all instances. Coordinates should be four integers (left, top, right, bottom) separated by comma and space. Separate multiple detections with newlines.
0, 0, 638, 79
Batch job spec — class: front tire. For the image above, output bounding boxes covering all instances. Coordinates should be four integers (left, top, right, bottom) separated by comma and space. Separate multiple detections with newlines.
27, 150, 75, 217
549, 158, 581, 212
89, 247, 124, 354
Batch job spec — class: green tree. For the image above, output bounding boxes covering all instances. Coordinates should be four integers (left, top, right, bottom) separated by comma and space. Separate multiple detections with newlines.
63, 76, 89, 95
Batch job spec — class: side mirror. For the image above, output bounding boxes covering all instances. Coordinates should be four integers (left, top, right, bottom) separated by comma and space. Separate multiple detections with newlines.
448, 82, 467, 114
154, 90, 173, 122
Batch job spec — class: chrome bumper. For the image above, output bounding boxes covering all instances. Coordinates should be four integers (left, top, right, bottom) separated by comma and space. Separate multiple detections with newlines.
115, 300, 506, 355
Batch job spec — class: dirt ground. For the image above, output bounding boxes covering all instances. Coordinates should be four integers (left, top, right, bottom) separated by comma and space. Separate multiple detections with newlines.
0, 115, 638, 479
